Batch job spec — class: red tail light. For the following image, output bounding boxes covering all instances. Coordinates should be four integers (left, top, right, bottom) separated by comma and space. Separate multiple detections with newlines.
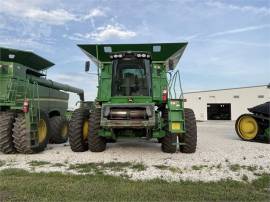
162, 89, 168, 103
23, 99, 29, 113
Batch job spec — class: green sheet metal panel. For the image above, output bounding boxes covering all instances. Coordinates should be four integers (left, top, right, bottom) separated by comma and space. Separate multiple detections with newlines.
0, 47, 54, 70
78, 43, 187, 69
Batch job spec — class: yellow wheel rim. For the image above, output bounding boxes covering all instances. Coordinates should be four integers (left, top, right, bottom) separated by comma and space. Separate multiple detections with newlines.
237, 115, 258, 140
82, 120, 89, 140
61, 123, 68, 138
38, 119, 47, 143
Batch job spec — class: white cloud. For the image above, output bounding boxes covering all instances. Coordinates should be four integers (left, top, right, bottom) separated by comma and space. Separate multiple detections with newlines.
0, 1, 107, 25
92, 24, 137, 41
0, 37, 53, 52
0, 1, 77, 25
208, 24, 270, 37
24, 8, 77, 25
206, 1, 270, 16
68, 24, 137, 42
82, 8, 106, 20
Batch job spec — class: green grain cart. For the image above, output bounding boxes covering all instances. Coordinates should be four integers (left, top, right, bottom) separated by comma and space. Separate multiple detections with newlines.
0, 47, 84, 154
69, 43, 197, 153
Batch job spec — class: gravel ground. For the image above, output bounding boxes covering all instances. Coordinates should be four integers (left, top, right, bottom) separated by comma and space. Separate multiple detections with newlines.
0, 121, 269, 182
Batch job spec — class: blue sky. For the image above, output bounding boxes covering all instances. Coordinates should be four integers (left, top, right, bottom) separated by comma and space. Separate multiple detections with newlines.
0, 0, 269, 107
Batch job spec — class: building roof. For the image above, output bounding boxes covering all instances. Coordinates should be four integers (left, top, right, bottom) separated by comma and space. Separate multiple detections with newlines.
184, 84, 269, 94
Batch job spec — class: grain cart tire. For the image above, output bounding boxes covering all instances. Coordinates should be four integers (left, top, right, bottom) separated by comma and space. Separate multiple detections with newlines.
49, 116, 68, 144
235, 114, 259, 141
69, 108, 90, 152
13, 111, 50, 154
88, 108, 106, 152
0, 111, 16, 154
180, 108, 197, 153
161, 133, 177, 153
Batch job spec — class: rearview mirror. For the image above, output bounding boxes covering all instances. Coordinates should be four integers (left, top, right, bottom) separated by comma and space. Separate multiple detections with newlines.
85, 61, 90, 72
168, 59, 174, 71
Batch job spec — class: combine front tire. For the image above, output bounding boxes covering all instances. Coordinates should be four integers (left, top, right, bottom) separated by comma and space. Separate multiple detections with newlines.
161, 133, 177, 153
49, 116, 69, 144
0, 112, 16, 154
235, 114, 259, 141
180, 108, 197, 153
68, 108, 90, 152
161, 108, 177, 153
88, 108, 106, 152
13, 112, 50, 154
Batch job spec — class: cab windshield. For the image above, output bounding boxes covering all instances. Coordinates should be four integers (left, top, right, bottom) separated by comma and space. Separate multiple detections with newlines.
111, 57, 151, 96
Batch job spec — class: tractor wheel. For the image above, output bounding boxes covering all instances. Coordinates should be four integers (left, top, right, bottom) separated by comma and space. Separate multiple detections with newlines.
180, 108, 197, 153
0, 111, 16, 154
49, 116, 69, 144
68, 108, 90, 152
235, 114, 259, 141
161, 133, 177, 153
13, 111, 50, 154
88, 108, 106, 152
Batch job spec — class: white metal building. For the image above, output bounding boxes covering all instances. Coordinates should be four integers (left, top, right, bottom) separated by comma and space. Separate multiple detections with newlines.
184, 84, 270, 121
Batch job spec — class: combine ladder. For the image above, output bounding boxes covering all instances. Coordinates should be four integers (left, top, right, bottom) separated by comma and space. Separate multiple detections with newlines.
23, 80, 41, 148
167, 70, 185, 135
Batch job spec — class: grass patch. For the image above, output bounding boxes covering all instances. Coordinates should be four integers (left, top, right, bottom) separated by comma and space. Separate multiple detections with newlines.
0, 160, 5, 167
0, 169, 269, 201
130, 163, 147, 171
28, 161, 50, 167
191, 165, 208, 171
69, 162, 147, 174
242, 174, 249, 182
244, 165, 258, 172
154, 165, 182, 173
51, 163, 65, 167
229, 164, 241, 172
229, 164, 258, 172
69, 163, 101, 174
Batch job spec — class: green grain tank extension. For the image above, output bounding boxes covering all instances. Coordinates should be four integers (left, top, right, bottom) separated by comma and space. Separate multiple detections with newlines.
0, 47, 84, 154
68, 43, 197, 153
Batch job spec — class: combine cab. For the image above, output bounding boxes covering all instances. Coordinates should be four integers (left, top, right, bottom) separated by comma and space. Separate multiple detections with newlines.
0, 47, 84, 153
69, 43, 197, 153
235, 102, 270, 143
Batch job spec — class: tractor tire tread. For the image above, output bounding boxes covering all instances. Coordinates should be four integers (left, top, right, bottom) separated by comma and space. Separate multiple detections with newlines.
69, 108, 89, 152
0, 111, 16, 154
88, 108, 106, 152
161, 133, 177, 153
49, 116, 68, 144
180, 108, 197, 153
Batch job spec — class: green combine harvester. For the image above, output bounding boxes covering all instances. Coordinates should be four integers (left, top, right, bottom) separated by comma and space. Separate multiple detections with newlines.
68, 43, 197, 153
235, 102, 270, 143
0, 47, 84, 154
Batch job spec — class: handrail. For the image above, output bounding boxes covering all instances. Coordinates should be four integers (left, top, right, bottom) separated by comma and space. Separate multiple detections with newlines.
168, 70, 184, 99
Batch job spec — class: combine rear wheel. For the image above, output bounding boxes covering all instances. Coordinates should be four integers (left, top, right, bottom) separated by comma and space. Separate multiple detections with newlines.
180, 108, 197, 153
50, 116, 69, 144
88, 108, 106, 152
68, 108, 90, 152
235, 114, 259, 141
13, 112, 50, 153
0, 111, 16, 154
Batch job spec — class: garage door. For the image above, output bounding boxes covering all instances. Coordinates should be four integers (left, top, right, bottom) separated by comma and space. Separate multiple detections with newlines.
207, 103, 231, 120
